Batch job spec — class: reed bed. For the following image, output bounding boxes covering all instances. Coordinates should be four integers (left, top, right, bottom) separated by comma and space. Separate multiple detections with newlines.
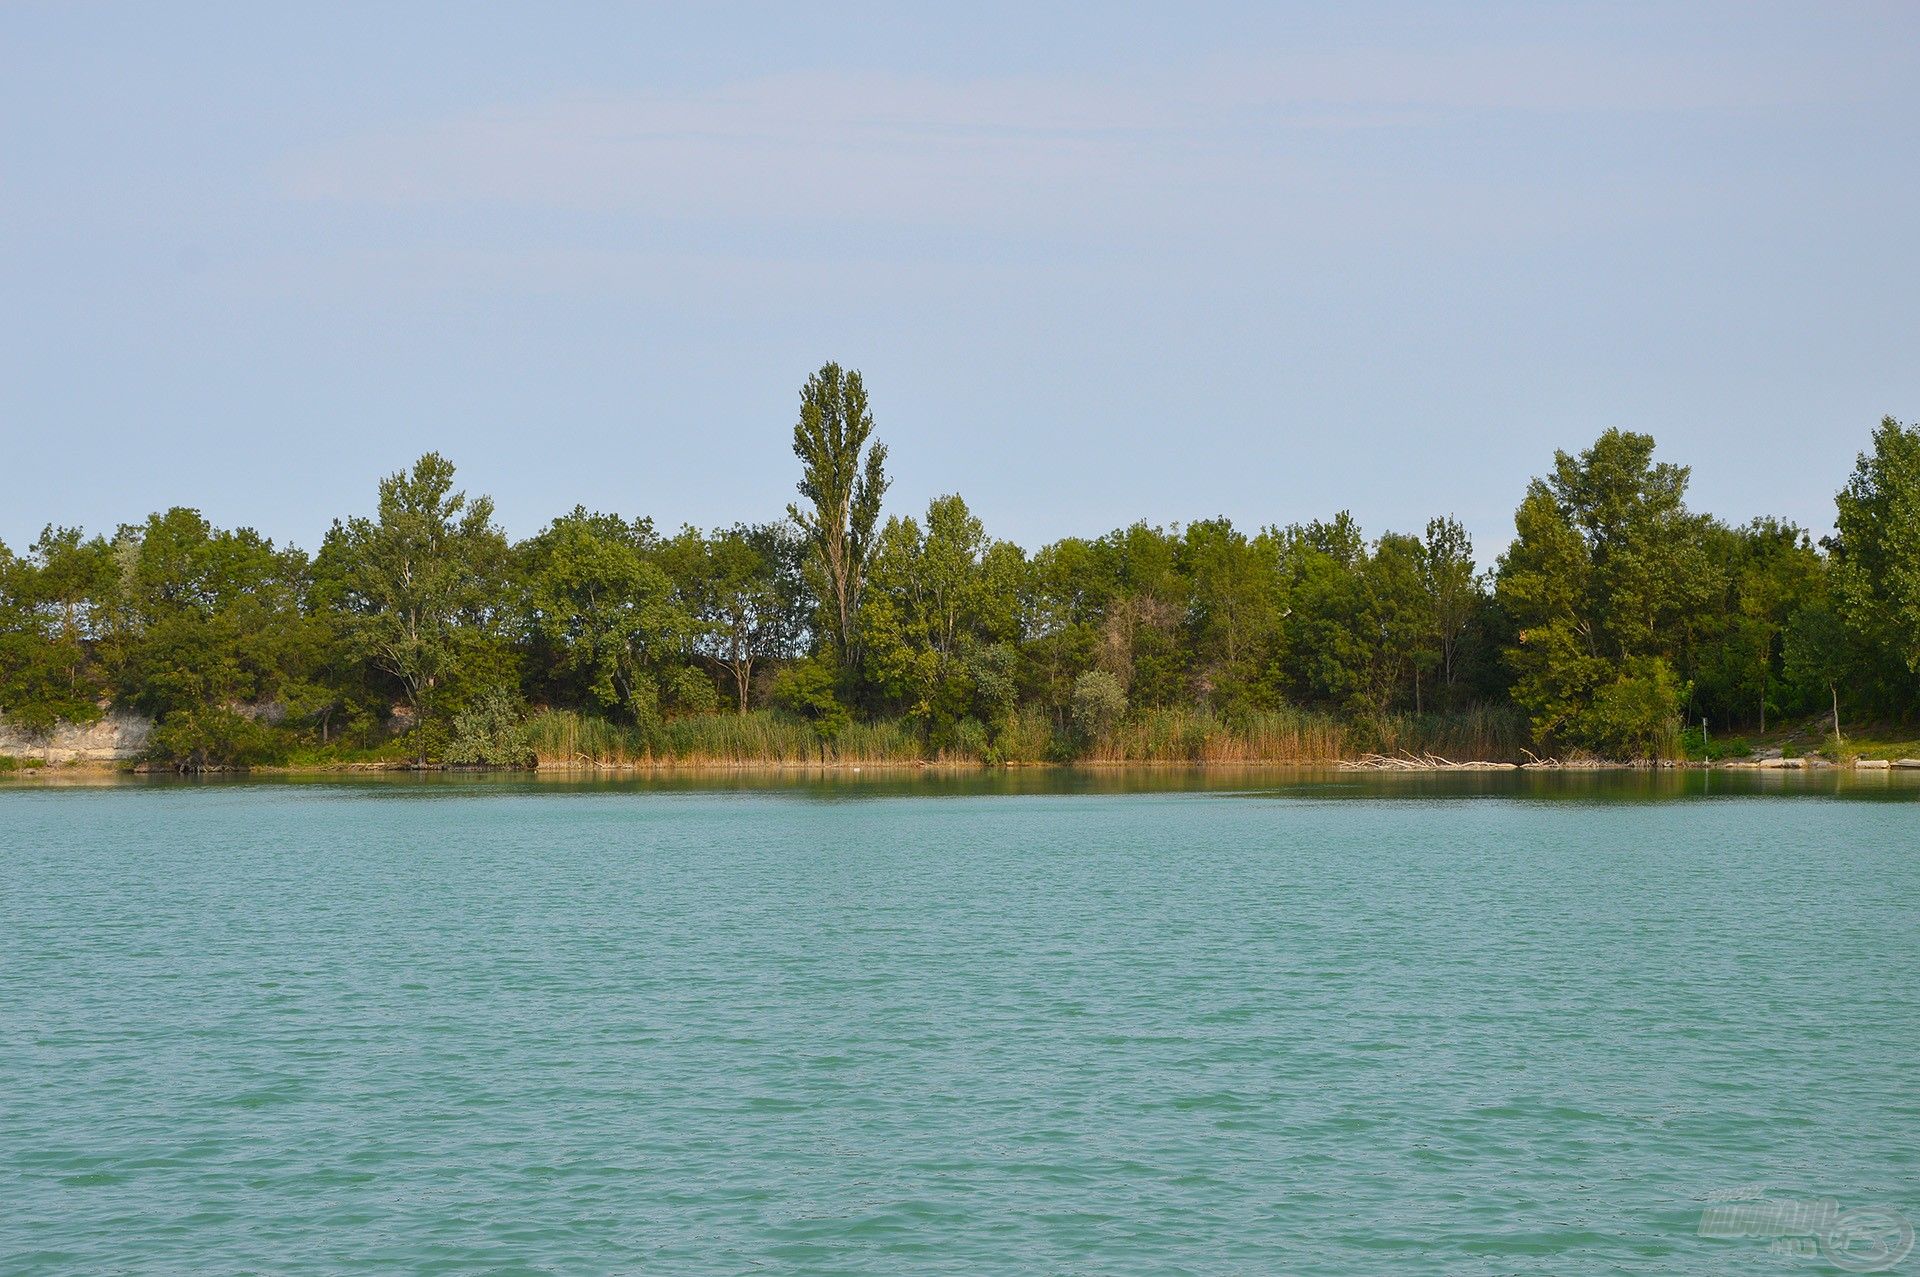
528, 703, 1530, 768
1083, 707, 1347, 763
527, 708, 924, 767
1353, 704, 1528, 763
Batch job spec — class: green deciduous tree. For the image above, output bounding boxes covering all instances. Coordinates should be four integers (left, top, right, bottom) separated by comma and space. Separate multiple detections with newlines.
1832, 417, 1920, 709
0, 528, 115, 732
1179, 518, 1283, 715
788, 362, 888, 667
771, 654, 850, 741
679, 522, 805, 714
1691, 519, 1825, 732
1070, 669, 1127, 743
1420, 516, 1480, 711
1282, 521, 1441, 718
321, 453, 512, 762
860, 494, 1025, 736
1496, 430, 1717, 755
109, 508, 318, 733
520, 508, 686, 727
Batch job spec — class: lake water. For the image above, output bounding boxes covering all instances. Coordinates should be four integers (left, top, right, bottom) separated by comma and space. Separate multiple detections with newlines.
3, 771, 1917, 1274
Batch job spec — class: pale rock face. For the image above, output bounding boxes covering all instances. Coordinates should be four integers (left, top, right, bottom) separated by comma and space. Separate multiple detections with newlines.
0, 711, 154, 762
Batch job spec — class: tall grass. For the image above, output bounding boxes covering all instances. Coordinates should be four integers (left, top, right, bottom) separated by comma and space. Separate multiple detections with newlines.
527, 708, 925, 767
1083, 706, 1346, 763
1353, 704, 1529, 762
1082, 704, 1528, 764
527, 702, 1530, 768
991, 706, 1059, 763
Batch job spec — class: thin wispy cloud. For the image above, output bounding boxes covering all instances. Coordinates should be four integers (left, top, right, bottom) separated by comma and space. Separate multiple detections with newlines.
6, 5, 1915, 556
276, 42, 1836, 229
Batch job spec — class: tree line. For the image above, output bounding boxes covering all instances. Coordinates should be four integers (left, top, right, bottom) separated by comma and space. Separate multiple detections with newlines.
3, 363, 1917, 766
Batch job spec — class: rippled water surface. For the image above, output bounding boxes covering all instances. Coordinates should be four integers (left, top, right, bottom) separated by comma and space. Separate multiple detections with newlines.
3, 772, 1917, 1274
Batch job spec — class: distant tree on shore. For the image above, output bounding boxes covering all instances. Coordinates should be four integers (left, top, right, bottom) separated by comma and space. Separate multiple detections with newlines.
1496, 430, 1719, 756
1833, 417, 1920, 700
519, 508, 681, 727
681, 522, 805, 714
787, 362, 888, 670
320, 453, 510, 764
3, 392, 1917, 767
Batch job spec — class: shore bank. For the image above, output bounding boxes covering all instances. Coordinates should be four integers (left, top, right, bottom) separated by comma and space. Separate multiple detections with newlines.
10, 755, 1920, 780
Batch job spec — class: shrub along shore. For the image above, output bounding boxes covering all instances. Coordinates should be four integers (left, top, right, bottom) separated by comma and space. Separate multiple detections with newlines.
3, 363, 1917, 772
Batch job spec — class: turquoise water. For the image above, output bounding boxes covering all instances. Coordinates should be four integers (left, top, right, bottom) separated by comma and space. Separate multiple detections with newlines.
3, 773, 1917, 1274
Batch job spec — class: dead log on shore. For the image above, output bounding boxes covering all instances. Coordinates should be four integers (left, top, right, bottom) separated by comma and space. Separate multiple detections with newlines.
1342, 751, 1519, 771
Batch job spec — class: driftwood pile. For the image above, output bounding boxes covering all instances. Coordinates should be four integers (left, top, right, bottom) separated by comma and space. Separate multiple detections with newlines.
1342, 751, 1520, 771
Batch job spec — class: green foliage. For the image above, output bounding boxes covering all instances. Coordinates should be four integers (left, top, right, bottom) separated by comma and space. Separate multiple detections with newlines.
937, 716, 991, 762
860, 493, 1023, 730
8, 417, 1919, 769
446, 689, 534, 766
1496, 431, 1712, 753
788, 362, 888, 664
320, 453, 512, 761
1421, 516, 1481, 710
1070, 669, 1128, 742
1679, 727, 1753, 762
770, 656, 852, 740
109, 508, 320, 720
989, 705, 1061, 764
1832, 417, 1920, 709
1178, 518, 1283, 714
1581, 657, 1685, 760
519, 507, 681, 725
660, 663, 722, 716
1783, 605, 1849, 714
676, 522, 805, 713
144, 706, 286, 769
1272, 513, 1464, 719
0, 528, 114, 731
1690, 518, 1826, 731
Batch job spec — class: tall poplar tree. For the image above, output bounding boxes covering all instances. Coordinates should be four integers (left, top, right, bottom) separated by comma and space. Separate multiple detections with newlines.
787, 362, 888, 667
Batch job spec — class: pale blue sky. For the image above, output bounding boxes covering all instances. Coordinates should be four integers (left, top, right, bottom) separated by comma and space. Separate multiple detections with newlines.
3, 3, 1917, 563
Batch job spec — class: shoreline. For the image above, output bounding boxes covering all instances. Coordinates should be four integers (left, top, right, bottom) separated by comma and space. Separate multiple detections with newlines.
8, 756, 1919, 780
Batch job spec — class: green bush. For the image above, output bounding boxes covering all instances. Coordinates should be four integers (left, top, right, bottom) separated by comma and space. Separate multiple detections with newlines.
1070, 671, 1128, 743
144, 707, 287, 769
770, 657, 851, 741
1578, 658, 1684, 759
445, 690, 534, 766
1680, 727, 1753, 761
662, 665, 722, 716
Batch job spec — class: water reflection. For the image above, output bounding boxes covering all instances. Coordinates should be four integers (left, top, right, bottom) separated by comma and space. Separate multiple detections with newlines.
9, 764, 1919, 801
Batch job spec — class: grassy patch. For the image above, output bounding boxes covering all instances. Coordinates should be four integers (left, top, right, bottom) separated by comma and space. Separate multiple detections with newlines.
277, 738, 416, 768
1733, 717, 1920, 762
1680, 727, 1754, 762
1824, 730, 1920, 762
